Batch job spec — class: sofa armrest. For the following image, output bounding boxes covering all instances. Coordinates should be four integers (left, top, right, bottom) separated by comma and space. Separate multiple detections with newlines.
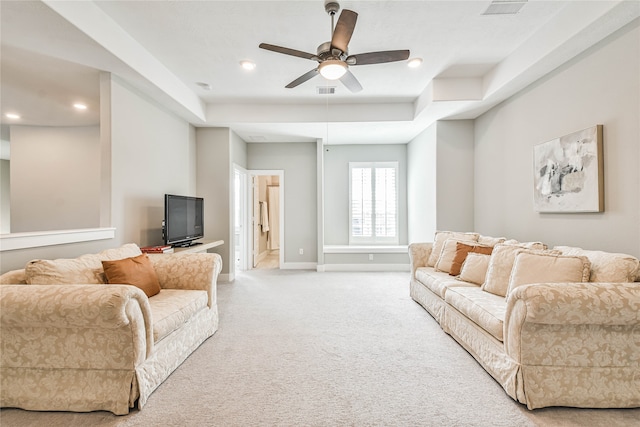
408, 243, 433, 278
147, 252, 222, 308
0, 284, 153, 366
504, 282, 640, 366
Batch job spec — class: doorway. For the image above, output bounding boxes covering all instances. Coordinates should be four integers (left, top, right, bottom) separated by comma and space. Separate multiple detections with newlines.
234, 169, 284, 271
252, 174, 282, 269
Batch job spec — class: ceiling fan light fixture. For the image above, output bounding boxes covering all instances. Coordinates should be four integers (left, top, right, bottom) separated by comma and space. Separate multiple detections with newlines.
319, 60, 347, 80
408, 58, 423, 68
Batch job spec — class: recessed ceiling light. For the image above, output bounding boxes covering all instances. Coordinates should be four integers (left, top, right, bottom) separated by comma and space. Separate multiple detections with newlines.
196, 82, 212, 90
5, 113, 20, 120
240, 60, 256, 71
73, 103, 88, 110
408, 58, 423, 68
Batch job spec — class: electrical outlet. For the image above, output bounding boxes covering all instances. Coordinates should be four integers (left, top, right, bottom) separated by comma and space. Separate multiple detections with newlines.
299, 248, 304, 255
369, 254, 374, 261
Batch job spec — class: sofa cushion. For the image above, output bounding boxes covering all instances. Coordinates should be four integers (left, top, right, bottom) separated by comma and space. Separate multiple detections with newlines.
449, 242, 493, 276
102, 254, 161, 298
554, 246, 640, 283
427, 231, 479, 267
458, 253, 492, 285
25, 244, 142, 285
149, 289, 209, 343
415, 267, 476, 298
506, 251, 591, 296
445, 286, 506, 342
481, 243, 546, 297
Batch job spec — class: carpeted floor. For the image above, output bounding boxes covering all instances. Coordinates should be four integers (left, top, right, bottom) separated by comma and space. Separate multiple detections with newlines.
1, 269, 639, 427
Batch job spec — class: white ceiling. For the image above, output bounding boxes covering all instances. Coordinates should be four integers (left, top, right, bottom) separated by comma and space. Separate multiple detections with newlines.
1, 1, 638, 145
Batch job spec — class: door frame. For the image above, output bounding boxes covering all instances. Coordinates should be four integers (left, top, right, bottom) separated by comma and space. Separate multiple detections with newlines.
233, 164, 249, 272
248, 169, 284, 269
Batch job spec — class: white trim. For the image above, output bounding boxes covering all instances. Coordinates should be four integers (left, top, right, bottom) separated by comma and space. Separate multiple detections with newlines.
0, 227, 116, 252
282, 262, 317, 270
324, 245, 408, 254
319, 263, 410, 272
349, 161, 399, 245
218, 273, 232, 283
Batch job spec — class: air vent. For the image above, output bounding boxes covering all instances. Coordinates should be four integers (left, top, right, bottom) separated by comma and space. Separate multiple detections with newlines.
482, 0, 527, 15
317, 86, 337, 95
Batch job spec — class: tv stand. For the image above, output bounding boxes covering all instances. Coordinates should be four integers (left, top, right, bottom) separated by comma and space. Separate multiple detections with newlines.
172, 240, 224, 254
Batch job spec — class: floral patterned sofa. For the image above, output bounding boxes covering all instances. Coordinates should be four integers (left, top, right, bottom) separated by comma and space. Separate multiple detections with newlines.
409, 231, 640, 410
0, 244, 222, 415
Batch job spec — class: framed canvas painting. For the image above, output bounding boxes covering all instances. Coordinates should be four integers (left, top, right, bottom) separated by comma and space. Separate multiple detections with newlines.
533, 125, 604, 213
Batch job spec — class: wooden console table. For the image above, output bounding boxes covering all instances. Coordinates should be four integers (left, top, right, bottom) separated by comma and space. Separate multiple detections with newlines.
173, 240, 224, 254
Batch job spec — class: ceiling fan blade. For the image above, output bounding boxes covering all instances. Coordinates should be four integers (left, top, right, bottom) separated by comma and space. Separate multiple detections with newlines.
346, 50, 410, 66
259, 43, 318, 61
339, 69, 363, 93
285, 68, 320, 88
331, 9, 358, 54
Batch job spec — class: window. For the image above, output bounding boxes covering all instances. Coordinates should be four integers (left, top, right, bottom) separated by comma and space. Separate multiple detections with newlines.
349, 162, 398, 244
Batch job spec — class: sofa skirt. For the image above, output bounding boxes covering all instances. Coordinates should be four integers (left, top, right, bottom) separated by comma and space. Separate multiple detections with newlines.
135, 305, 219, 411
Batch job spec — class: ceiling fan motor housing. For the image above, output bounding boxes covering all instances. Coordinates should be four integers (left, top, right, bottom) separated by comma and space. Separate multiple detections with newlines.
317, 41, 346, 61
324, 1, 340, 16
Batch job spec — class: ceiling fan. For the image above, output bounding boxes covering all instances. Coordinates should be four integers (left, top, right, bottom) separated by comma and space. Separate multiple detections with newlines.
259, 1, 410, 93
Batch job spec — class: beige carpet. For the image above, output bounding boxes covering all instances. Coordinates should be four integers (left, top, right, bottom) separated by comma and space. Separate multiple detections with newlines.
1, 269, 639, 427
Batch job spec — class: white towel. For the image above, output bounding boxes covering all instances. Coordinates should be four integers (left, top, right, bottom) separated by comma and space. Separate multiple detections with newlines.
260, 201, 270, 232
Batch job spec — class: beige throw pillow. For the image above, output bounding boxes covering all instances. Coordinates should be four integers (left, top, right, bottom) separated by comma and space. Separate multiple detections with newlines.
25, 243, 142, 285
481, 242, 546, 297
434, 238, 472, 274
477, 235, 507, 247
458, 253, 491, 285
554, 246, 639, 283
427, 231, 479, 267
507, 251, 591, 296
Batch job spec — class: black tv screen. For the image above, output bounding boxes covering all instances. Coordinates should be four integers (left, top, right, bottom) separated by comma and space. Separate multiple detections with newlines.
164, 194, 204, 246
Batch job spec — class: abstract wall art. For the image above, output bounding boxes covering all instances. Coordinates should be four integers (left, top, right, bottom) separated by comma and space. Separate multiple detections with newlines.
533, 125, 604, 213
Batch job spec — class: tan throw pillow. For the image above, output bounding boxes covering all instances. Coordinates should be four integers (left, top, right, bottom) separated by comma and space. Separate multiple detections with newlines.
554, 246, 639, 283
458, 253, 491, 285
102, 254, 161, 298
481, 243, 546, 297
507, 251, 591, 296
427, 231, 479, 267
449, 242, 493, 276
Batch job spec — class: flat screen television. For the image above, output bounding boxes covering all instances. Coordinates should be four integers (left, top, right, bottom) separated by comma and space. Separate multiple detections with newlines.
163, 194, 204, 247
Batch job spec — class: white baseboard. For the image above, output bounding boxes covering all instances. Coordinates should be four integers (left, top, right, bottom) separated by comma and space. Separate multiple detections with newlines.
218, 273, 232, 283
318, 263, 410, 272
281, 262, 318, 270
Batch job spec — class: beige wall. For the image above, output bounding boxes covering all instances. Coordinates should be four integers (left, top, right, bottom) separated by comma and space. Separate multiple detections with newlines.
0, 159, 10, 234
474, 19, 640, 256
407, 120, 475, 244
10, 125, 100, 232
196, 127, 232, 275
